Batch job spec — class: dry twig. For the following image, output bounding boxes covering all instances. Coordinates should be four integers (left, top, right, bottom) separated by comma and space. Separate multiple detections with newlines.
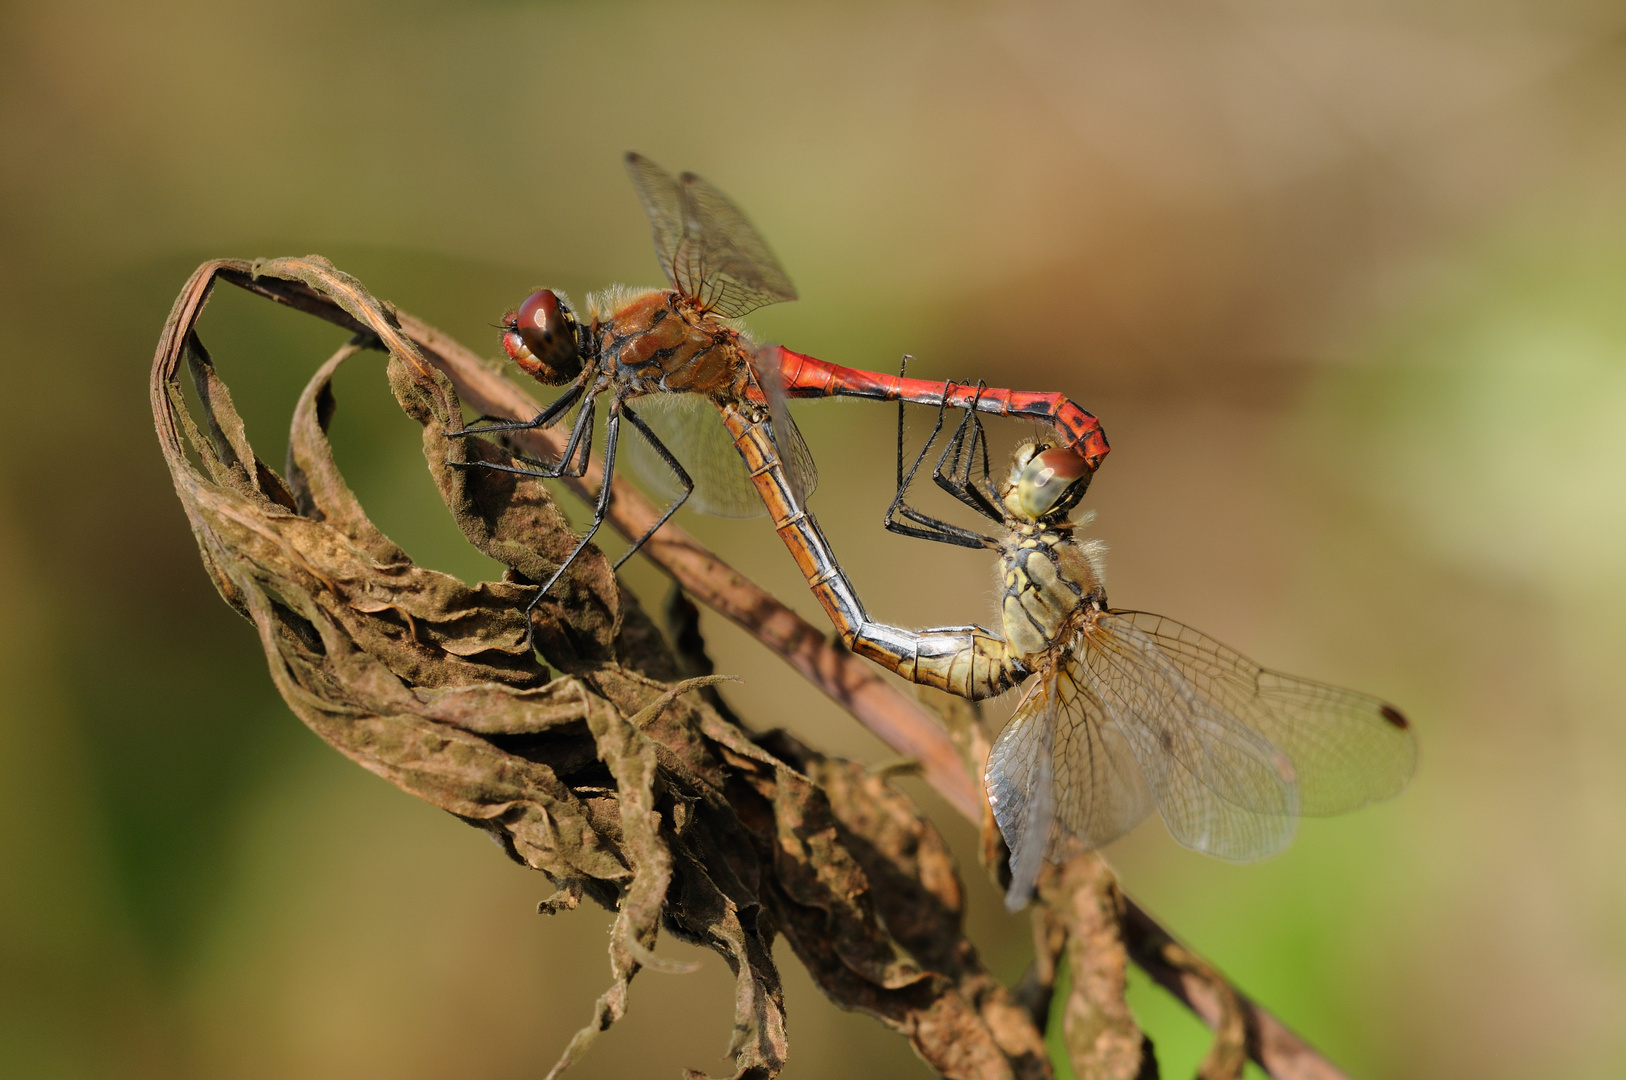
1034, 854, 1159, 1080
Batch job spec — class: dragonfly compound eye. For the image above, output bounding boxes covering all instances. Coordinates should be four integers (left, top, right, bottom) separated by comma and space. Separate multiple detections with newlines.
1016, 446, 1091, 520
503, 289, 582, 385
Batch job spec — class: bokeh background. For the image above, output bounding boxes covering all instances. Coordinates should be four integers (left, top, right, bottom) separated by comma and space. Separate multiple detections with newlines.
3, 2, 1625, 1078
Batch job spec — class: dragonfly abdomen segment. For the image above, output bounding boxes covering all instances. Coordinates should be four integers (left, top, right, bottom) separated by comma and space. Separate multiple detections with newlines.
772, 346, 1110, 470
716, 398, 1027, 700
852, 623, 1028, 700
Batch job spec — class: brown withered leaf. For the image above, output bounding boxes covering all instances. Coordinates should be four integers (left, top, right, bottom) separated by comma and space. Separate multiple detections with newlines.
151, 256, 1054, 1080
766, 731, 1052, 1080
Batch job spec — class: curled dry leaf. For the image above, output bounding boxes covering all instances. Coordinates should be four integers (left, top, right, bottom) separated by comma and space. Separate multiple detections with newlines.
150, 257, 1054, 1080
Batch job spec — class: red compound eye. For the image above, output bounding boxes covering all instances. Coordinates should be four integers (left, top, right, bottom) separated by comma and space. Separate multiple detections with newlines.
502, 289, 581, 385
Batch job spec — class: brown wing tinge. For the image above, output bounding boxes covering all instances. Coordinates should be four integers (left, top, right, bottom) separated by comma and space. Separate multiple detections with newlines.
674, 170, 797, 318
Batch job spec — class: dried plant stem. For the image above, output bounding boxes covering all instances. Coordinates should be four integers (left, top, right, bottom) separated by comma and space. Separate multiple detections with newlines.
1035, 854, 1155, 1080
215, 258, 1352, 1080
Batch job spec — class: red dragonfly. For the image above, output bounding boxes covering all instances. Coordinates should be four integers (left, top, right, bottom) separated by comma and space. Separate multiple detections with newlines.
452, 153, 1109, 629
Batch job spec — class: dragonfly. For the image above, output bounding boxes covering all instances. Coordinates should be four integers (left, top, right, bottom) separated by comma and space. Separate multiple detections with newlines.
862, 393, 1418, 909
449, 153, 1109, 632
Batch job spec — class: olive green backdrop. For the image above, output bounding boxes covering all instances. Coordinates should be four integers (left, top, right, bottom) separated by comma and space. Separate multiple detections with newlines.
3, 2, 1624, 1078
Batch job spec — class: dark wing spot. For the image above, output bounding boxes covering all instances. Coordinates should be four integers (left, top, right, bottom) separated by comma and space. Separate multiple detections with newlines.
1379, 704, 1410, 730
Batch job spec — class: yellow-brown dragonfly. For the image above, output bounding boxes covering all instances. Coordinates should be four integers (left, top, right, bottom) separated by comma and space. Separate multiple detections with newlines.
865, 397, 1417, 908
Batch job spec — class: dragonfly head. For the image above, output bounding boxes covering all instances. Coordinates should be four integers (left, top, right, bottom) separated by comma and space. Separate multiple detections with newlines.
502, 289, 583, 385
1007, 441, 1091, 522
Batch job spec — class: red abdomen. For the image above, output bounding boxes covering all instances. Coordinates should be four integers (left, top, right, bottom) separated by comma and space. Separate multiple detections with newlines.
770, 346, 1110, 470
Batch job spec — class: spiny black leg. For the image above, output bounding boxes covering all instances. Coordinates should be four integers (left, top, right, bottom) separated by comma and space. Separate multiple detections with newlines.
562, 393, 596, 476
888, 506, 998, 548
895, 355, 912, 497
934, 383, 1004, 523
520, 408, 623, 649
448, 380, 586, 439
505, 448, 560, 472
612, 404, 693, 570
460, 459, 577, 481
936, 383, 985, 488
884, 370, 949, 533
885, 377, 997, 549
453, 392, 597, 481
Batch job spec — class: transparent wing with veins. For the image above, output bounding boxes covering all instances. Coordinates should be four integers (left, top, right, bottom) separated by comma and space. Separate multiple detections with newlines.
1093, 612, 1416, 819
622, 393, 819, 519
988, 664, 1154, 912
751, 343, 817, 511
987, 609, 1417, 884
625, 152, 798, 319
622, 395, 763, 519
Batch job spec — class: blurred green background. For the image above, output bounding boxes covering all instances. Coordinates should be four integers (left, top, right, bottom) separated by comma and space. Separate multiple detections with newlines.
3, 2, 1625, 1078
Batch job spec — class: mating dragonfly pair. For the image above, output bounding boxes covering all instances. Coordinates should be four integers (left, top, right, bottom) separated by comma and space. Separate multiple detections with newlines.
452, 154, 1415, 910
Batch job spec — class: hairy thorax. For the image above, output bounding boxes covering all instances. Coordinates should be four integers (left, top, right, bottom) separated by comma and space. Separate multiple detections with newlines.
998, 521, 1105, 665
589, 288, 753, 399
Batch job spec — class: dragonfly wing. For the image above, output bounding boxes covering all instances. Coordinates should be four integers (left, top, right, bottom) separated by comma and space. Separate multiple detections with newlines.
986, 685, 1056, 911
674, 169, 797, 318
624, 154, 796, 319
1106, 611, 1417, 816
621, 394, 767, 519
1079, 613, 1302, 861
1049, 663, 1157, 852
625, 153, 688, 293
752, 345, 819, 509
988, 663, 1155, 908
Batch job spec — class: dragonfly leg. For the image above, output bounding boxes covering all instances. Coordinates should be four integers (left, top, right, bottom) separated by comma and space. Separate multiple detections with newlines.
884, 378, 997, 549
932, 384, 1005, 523
893, 355, 913, 496
452, 392, 597, 481
447, 380, 586, 439
520, 407, 623, 647
613, 404, 693, 570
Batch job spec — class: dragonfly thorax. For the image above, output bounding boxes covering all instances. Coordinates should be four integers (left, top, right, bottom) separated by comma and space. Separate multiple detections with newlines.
997, 520, 1106, 665
588, 286, 755, 400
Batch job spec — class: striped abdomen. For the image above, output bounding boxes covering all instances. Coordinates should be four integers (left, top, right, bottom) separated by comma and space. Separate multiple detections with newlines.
716, 398, 1028, 701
